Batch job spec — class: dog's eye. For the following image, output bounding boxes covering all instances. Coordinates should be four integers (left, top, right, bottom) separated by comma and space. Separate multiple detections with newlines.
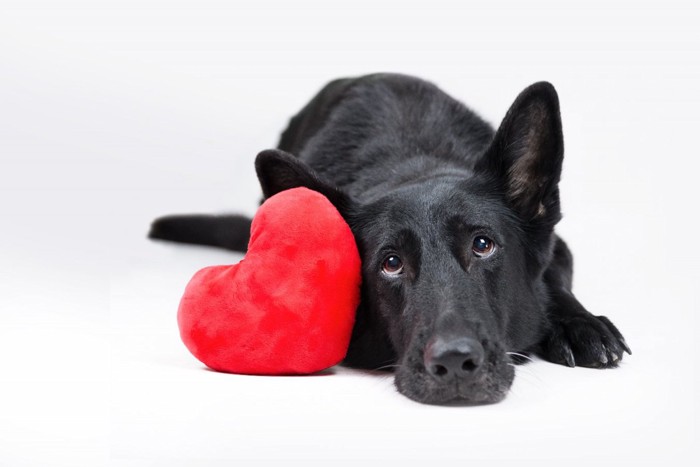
382, 255, 404, 275
472, 236, 496, 258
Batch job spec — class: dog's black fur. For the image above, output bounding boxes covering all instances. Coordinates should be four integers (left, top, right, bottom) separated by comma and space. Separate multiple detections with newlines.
150, 74, 630, 404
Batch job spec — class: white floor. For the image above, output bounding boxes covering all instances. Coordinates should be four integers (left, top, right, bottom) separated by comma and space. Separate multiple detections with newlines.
1, 1, 697, 465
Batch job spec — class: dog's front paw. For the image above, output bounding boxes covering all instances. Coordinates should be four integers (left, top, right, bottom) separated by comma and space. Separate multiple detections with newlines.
541, 314, 631, 368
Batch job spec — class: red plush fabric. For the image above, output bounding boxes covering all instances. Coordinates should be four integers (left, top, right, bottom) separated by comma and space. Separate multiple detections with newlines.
177, 187, 362, 375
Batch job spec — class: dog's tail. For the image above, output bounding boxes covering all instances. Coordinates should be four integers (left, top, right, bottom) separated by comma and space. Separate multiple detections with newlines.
148, 214, 252, 252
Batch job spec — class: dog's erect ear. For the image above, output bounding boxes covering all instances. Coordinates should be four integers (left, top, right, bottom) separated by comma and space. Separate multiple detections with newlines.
255, 149, 355, 218
478, 82, 564, 224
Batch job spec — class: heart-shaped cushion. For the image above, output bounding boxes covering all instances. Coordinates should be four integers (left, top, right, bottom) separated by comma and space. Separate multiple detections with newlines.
177, 187, 361, 375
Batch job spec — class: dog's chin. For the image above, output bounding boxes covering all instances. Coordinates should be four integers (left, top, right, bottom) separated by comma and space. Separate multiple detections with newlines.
393, 352, 515, 405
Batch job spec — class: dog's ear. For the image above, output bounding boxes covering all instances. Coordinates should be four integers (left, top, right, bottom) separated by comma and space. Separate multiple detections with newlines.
255, 149, 355, 218
478, 82, 564, 225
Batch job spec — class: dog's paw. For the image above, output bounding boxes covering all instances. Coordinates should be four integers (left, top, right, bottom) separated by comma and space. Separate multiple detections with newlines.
541, 314, 631, 368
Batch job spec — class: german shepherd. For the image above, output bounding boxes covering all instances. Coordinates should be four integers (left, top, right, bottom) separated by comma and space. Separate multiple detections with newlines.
150, 74, 630, 404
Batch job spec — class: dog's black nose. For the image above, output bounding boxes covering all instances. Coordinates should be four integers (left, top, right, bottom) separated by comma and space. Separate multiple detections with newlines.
424, 337, 485, 382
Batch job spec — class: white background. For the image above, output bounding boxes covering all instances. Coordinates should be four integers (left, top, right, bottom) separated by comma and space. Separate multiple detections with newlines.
1, 0, 697, 465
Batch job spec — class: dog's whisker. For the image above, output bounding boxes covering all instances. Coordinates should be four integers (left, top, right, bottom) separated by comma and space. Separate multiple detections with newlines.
506, 351, 535, 363
372, 363, 402, 372
510, 364, 548, 391
509, 361, 542, 378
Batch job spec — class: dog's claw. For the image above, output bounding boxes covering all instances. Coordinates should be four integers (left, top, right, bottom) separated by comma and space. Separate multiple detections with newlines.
619, 338, 632, 355
596, 315, 631, 356
597, 346, 609, 366
545, 335, 576, 367
563, 347, 575, 368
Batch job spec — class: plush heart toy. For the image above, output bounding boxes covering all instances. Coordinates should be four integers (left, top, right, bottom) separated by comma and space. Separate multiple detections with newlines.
177, 187, 361, 375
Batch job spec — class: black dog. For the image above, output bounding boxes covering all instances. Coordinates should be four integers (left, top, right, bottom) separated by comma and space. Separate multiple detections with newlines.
150, 74, 630, 404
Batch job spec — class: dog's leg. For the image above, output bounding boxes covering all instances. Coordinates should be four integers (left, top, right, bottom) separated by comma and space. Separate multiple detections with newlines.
342, 303, 398, 371
537, 236, 631, 368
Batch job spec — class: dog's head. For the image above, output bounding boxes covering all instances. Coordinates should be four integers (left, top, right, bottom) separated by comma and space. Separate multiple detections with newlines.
255, 82, 564, 404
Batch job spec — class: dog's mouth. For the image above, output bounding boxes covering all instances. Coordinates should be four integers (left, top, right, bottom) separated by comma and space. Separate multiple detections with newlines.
393, 340, 515, 405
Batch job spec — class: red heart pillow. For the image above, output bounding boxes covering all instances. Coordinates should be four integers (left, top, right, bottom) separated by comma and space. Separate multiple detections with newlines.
177, 187, 362, 375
